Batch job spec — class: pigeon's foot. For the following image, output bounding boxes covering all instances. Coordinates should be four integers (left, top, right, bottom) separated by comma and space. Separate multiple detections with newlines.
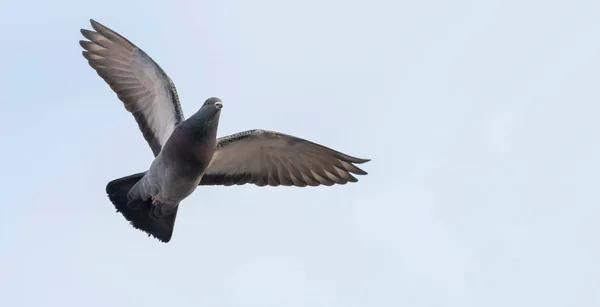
150, 204, 164, 219
149, 197, 176, 219
148, 202, 177, 219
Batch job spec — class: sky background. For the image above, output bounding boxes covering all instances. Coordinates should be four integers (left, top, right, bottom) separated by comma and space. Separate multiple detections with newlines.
1, 0, 599, 306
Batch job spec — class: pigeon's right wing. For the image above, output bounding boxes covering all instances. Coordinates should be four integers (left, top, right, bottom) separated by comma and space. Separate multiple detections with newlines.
199, 129, 370, 187
79, 19, 184, 157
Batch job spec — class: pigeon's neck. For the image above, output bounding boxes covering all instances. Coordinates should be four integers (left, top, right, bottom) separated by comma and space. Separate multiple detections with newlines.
185, 111, 220, 140
165, 112, 220, 169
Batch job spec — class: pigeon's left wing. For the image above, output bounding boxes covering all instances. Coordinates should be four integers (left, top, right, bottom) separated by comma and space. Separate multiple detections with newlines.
199, 130, 370, 187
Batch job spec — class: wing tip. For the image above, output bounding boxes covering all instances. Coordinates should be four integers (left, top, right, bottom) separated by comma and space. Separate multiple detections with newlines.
82, 19, 109, 37
351, 166, 369, 176
90, 19, 107, 33
80, 28, 98, 41
79, 40, 92, 50
343, 156, 371, 164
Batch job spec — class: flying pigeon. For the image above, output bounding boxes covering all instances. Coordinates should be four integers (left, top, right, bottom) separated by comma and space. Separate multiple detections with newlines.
79, 19, 370, 243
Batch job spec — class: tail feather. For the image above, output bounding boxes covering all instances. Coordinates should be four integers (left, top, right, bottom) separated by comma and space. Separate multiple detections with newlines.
105, 172, 179, 243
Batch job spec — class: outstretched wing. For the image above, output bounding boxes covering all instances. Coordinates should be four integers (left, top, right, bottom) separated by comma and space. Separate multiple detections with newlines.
199, 129, 370, 187
79, 19, 185, 156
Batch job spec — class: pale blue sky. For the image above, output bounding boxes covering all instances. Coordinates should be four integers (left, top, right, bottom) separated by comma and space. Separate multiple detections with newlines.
1, 0, 599, 306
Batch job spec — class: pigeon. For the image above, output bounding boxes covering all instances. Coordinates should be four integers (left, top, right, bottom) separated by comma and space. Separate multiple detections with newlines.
79, 19, 370, 243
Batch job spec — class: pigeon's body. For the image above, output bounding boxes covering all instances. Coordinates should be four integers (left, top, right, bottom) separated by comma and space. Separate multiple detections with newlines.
80, 19, 370, 243
126, 100, 222, 218
140, 127, 214, 206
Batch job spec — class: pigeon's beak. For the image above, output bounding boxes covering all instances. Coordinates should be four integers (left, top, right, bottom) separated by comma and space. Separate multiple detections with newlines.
215, 101, 223, 109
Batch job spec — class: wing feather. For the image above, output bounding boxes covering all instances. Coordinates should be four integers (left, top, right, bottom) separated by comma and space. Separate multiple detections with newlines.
199, 129, 370, 187
79, 19, 184, 156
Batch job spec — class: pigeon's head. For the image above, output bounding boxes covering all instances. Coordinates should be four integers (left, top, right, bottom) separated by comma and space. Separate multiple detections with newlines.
189, 97, 223, 131
197, 97, 223, 118
202, 97, 223, 111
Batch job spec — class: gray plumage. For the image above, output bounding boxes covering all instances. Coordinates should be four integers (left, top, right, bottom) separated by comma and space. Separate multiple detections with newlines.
80, 19, 370, 243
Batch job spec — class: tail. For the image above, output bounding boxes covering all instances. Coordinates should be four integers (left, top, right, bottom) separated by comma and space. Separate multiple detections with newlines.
105, 172, 179, 243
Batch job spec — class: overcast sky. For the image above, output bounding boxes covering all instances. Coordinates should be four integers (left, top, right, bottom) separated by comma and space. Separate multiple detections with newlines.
1, 0, 599, 306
